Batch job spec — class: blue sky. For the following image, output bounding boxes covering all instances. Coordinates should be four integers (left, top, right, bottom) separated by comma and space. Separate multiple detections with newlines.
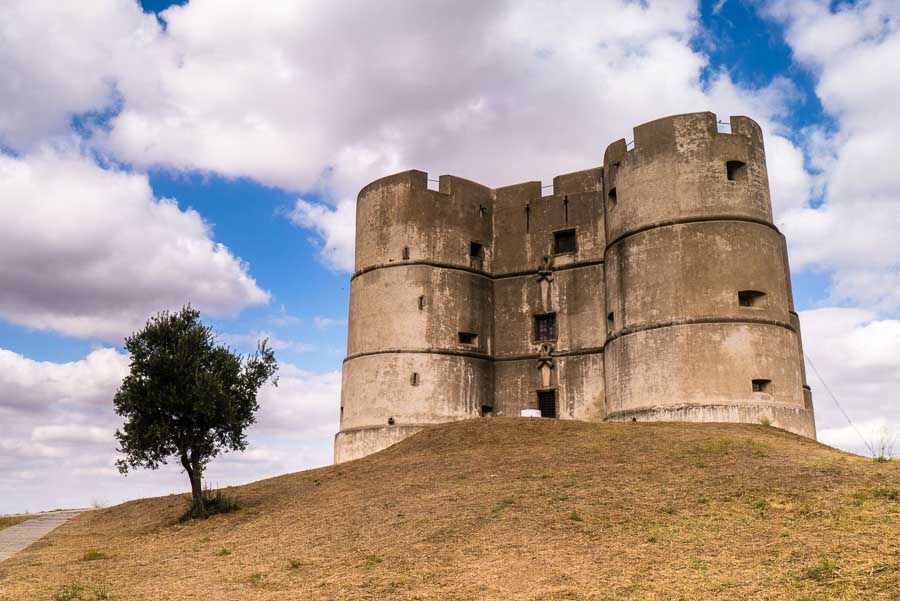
2, 0, 899, 513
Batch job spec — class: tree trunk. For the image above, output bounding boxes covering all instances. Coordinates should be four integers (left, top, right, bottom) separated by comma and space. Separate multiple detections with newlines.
180, 452, 206, 519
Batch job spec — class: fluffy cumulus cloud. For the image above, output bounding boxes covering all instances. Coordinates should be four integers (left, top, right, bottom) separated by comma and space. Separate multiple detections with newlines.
0, 149, 269, 340
0, 0, 812, 271
765, 0, 900, 312
0, 346, 340, 514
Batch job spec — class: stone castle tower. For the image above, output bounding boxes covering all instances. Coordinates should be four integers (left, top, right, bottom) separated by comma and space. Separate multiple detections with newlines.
335, 112, 816, 463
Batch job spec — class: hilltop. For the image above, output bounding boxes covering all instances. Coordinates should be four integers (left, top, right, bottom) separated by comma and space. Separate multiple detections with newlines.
1, 418, 898, 600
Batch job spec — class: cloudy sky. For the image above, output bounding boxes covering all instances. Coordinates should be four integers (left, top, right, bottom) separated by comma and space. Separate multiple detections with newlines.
1, 0, 898, 514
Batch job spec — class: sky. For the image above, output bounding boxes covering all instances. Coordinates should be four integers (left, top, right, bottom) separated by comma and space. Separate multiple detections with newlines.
1, 0, 899, 514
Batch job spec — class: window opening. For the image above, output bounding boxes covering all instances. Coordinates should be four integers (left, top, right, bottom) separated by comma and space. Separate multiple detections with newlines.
479, 205, 486, 218
458, 332, 478, 346
525, 204, 531, 233
563, 195, 569, 224
470, 241, 484, 258
726, 160, 747, 182
481, 405, 493, 417
553, 229, 577, 254
534, 313, 557, 341
738, 290, 766, 307
388, 416, 395, 425
410, 372, 419, 386
537, 390, 557, 418
752, 379, 771, 393
608, 187, 617, 208
607, 312, 614, 328
402, 246, 410, 260
418, 295, 426, 310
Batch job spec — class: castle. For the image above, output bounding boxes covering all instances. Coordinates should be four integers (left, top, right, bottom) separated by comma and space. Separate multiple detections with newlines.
335, 112, 816, 463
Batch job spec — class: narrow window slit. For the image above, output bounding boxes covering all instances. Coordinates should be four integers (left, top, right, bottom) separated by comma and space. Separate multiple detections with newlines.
410, 372, 419, 386
738, 290, 766, 307
608, 187, 617, 208
726, 160, 747, 182
525, 204, 531, 232
752, 379, 771, 393
418, 295, 426, 310
402, 246, 410, 260
458, 332, 478, 346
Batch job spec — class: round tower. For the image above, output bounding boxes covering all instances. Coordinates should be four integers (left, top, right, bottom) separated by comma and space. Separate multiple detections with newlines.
335, 169, 495, 463
601, 112, 815, 437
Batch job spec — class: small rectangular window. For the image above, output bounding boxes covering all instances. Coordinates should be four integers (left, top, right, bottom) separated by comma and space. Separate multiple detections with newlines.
481, 405, 493, 417
553, 229, 577, 254
738, 290, 766, 307
752, 379, 771, 393
534, 313, 557, 341
726, 160, 747, 182
418, 295, 426, 310
607, 312, 614, 328
458, 332, 478, 346
537, 390, 556, 418
470, 241, 484, 258
410, 372, 419, 386
608, 187, 617, 208
402, 246, 410, 260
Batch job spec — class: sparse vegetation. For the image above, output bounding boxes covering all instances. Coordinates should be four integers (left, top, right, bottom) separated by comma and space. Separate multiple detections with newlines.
873, 426, 896, 462
51, 583, 108, 601
802, 557, 839, 581
179, 487, 239, 522
0, 514, 34, 531
569, 510, 582, 522
79, 550, 106, 561
758, 415, 773, 427
1, 419, 898, 600
247, 573, 263, 586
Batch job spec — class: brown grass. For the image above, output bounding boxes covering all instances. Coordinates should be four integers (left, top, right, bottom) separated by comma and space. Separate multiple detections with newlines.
1, 419, 898, 600
0, 514, 37, 531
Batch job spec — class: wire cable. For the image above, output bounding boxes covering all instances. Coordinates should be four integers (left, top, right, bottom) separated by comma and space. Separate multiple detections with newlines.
804, 351, 876, 457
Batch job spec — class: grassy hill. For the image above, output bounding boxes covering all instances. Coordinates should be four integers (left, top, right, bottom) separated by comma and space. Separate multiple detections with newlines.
1, 418, 898, 600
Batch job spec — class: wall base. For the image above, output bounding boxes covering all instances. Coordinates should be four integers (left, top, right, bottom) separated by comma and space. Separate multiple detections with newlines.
334, 425, 428, 464
605, 402, 816, 440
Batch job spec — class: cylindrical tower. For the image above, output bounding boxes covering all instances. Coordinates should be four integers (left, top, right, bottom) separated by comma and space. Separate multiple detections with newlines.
335, 169, 495, 463
602, 112, 816, 438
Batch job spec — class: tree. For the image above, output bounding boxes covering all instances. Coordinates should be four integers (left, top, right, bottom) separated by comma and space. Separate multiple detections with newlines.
114, 306, 278, 519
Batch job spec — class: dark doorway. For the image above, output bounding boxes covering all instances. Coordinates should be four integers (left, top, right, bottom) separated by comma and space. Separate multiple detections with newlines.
537, 390, 557, 418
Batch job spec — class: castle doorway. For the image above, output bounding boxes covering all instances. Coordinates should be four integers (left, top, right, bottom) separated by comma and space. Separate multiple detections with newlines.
537, 390, 557, 418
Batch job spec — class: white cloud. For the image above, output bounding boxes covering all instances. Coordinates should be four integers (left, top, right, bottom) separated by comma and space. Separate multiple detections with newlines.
800, 308, 900, 456
0, 0, 810, 273
766, 0, 900, 312
219, 331, 316, 353
0, 346, 339, 514
0, 149, 270, 340
0, 347, 128, 412
314, 316, 347, 330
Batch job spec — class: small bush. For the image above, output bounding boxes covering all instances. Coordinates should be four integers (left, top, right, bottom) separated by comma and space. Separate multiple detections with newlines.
288, 559, 302, 570
215, 548, 231, 557
873, 487, 899, 501
758, 416, 773, 427
646, 536, 657, 543
80, 550, 106, 561
248, 573, 263, 586
569, 510, 582, 522
802, 557, 839, 581
850, 492, 867, 507
365, 555, 383, 567
660, 503, 676, 515
180, 487, 239, 522
52, 584, 84, 601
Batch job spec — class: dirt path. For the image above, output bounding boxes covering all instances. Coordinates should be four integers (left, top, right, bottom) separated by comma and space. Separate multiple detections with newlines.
0, 510, 85, 562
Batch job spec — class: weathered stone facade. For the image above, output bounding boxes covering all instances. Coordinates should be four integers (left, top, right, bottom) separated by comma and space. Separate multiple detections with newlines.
335, 112, 816, 463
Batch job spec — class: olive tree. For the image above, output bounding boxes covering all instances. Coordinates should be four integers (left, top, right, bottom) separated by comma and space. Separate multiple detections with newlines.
114, 306, 278, 518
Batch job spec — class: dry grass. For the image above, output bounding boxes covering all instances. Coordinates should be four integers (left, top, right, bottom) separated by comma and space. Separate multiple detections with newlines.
1, 419, 898, 600
0, 514, 37, 531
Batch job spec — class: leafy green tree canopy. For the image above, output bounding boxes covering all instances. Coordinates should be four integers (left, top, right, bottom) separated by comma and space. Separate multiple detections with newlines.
114, 306, 278, 518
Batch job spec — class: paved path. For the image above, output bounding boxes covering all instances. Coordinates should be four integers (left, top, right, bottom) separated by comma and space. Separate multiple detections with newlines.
0, 510, 85, 562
